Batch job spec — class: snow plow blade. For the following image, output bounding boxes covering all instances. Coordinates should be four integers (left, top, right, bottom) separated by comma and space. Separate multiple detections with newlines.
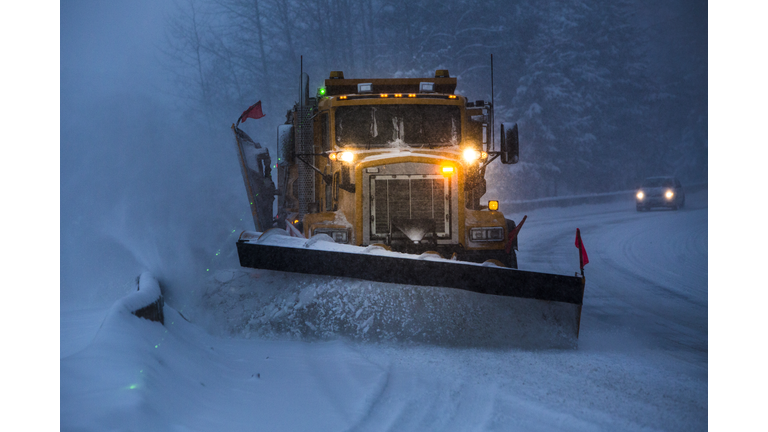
235, 230, 585, 338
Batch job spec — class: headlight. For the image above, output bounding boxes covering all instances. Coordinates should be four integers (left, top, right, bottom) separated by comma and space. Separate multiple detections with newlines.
462, 148, 481, 163
470, 227, 504, 241
665, 190, 674, 199
636, 191, 644, 200
312, 228, 349, 244
339, 151, 355, 163
328, 151, 355, 163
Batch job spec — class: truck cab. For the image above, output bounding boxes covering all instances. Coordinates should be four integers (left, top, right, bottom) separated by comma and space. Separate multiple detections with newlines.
276, 70, 520, 267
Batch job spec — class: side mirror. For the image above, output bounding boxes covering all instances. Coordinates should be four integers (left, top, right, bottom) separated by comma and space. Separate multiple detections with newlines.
277, 124, 295, 165
500, 123, 519, 164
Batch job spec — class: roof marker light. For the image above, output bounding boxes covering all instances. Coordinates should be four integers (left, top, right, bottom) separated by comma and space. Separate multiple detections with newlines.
419, 82, 435, 93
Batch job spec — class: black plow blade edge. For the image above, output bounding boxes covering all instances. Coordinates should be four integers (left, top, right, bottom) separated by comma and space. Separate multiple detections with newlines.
236, 241, 584, 305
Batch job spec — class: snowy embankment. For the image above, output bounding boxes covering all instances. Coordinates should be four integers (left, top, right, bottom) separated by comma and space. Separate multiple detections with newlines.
61, 189, 707, 431
61, 275, 386, 431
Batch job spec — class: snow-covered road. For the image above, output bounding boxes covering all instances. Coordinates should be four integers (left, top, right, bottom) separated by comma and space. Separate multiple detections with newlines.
61, 189, 707, 431
509, 189, 708, 363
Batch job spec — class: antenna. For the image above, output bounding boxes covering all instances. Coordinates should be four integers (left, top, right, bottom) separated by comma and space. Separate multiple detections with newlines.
300, 55, 303, 106
491, 54, 495, 152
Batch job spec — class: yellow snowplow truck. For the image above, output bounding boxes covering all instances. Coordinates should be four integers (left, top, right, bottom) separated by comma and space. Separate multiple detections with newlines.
233, 70, 586, 338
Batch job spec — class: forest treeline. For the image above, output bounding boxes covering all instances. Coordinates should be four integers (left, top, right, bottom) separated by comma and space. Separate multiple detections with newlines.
165, 0, 706, 199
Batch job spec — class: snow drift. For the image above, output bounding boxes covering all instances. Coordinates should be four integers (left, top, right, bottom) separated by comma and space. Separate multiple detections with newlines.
198, 268, 580, 349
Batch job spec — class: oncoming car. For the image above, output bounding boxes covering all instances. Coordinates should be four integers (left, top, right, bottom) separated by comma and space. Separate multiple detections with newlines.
636, 176, 685, 211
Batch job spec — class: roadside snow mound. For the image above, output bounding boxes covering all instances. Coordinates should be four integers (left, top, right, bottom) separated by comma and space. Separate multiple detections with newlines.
198, 268, 578, 349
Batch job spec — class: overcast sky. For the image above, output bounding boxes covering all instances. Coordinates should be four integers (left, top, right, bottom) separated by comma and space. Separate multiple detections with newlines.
61, 1, 172, 103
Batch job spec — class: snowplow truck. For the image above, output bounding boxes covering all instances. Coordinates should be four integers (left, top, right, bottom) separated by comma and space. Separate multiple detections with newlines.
233, 70, 585, 337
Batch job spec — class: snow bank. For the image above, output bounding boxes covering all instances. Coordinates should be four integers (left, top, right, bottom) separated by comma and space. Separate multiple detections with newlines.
198, 268, 578, 349
61, 294, 386, 431
100, 272, 165, 324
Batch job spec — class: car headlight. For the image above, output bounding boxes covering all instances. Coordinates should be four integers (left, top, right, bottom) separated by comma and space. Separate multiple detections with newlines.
636, 191, 644, 200
665, 190, 674, 199
469, 227, 504, 241
312, 228, 349, 244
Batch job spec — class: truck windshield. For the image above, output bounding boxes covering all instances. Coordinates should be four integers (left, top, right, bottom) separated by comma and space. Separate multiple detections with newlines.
335, 104, 461, 148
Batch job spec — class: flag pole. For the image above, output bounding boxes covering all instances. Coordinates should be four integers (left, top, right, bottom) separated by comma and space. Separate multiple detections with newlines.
575, 228, 588, 279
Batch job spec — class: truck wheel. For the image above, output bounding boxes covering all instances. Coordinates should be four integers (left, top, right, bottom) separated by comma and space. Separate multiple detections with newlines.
505, 219, 519, 269
507, 249, 518, 269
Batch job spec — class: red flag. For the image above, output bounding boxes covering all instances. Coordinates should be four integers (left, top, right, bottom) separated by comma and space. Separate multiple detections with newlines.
239, 101, 265, 123
505, 215, 527, 254
575, 228, 589, 270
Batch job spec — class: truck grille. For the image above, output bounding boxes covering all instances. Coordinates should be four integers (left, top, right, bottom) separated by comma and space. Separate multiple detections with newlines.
370, 175, 450, 238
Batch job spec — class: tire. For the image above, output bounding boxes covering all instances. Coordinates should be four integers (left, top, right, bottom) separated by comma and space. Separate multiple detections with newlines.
636, 205, 643, 212
505, 219, 518, 250
507, 249, 518, 269
505, 219, 519, 269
